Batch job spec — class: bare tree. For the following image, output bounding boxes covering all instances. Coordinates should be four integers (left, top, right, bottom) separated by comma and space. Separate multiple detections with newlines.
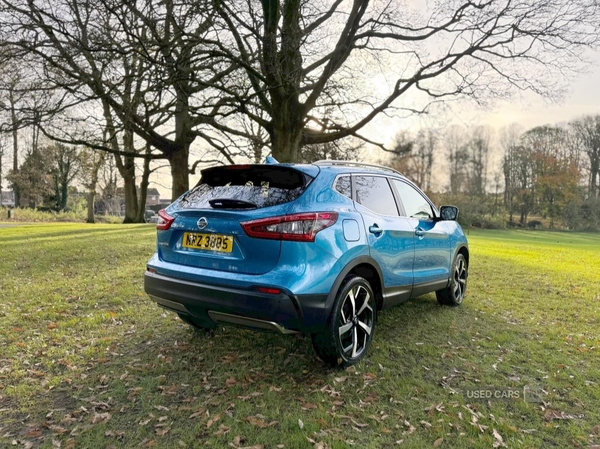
0, 133, 6, 206
571, 115, 600, 198
47, 143, 81, 212
466, 126, 493, 196
213, 0, 600, 161
499, 123, 524, 210
79, 148, 105, 223
445, 126, 469, 194
0, 0, 234, 200
389, 129, 436, 190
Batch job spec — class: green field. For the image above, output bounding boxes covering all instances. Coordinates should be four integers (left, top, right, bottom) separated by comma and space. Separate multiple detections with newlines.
1, 224, 599, 448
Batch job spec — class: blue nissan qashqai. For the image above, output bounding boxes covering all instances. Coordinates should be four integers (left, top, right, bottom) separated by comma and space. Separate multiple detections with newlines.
144, 160, 469, 367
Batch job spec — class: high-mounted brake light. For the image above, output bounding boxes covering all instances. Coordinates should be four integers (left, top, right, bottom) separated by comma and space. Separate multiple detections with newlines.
156, 209, 175, 231
241, 212, 338, 242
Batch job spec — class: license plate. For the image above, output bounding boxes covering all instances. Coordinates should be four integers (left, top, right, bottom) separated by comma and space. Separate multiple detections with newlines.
182, 232, 234, 253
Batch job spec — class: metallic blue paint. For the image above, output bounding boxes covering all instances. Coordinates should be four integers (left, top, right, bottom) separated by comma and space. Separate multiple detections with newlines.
145, 163, 469, 333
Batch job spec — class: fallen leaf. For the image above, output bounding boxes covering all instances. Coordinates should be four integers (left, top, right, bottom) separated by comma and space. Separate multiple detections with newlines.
226, 377, 237, 387
544, 409, 576, 421
90, 412, 111, 424
189, 409, 204, 419
246, 416, 268, 428
207, 414, 220, 428
403, 421, 415, 435
298, 419, 304, 429
301, 403, 318, 411
213, 424, 231, 436
434, 437, 443, 447
492, 428, 506, 448
25, 428, 42, 438
155, 426, 171, 436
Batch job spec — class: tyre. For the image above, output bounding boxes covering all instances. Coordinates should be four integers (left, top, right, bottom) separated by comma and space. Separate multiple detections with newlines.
312, 276, 377, 367
436, 253, 468, 306
177, 313, 212, 331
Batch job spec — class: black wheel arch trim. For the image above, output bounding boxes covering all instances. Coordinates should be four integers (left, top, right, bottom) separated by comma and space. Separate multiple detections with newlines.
325, 256, 385, 315
449, 245, 469, 287
454, 245, 470, 266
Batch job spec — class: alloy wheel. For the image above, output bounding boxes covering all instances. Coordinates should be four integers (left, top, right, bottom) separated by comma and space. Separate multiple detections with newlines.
453, 257, 467, 303
337, 284, 374, 359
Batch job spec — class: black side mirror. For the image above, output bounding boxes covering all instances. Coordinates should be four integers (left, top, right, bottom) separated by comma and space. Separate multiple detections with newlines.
439, 205, 459, 221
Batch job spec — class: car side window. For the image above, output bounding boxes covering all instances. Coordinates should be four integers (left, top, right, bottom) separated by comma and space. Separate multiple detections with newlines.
334, 176, 351, 199
354, 176, 399, 216
392, 179, 433, 219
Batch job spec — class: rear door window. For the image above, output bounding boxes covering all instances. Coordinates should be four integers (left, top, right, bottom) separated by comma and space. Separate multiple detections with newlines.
354, 176, 399, 216
179, 166, 313, 209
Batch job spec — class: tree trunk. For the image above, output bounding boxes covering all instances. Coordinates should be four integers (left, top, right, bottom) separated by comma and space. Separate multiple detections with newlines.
135, 146, 152, 222
169, 145, 189, 201
9, 87, 20, 207
114, 151, 139, 223
60, 179, 68, 211
87, 190, 95, 223
270, 123, 303, 162
86, 151, 104, 224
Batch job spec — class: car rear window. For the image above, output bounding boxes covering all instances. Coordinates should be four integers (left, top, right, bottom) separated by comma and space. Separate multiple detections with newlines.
179, 165, 313, 209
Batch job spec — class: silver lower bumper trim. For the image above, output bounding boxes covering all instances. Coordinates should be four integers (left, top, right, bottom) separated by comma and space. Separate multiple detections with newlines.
207, 311, 298, 334
149, 295, 189, 313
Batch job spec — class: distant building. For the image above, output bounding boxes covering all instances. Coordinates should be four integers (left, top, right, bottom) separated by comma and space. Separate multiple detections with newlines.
1, 190, 15, 207
146, 188, 161, 206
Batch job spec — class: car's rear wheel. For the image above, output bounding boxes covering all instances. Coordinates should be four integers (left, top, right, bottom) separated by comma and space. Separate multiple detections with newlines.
312, 276, 377, 367
177, 313, 212, 331
436, 253, 468, 306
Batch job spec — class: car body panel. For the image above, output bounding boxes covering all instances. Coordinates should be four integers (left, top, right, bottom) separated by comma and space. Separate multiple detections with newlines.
356, 203, 415, 302
145, 161, 469, 337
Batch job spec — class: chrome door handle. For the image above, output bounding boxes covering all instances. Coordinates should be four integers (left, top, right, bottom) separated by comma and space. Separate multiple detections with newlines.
415, 227, 426, 237
369, 224, 383, 235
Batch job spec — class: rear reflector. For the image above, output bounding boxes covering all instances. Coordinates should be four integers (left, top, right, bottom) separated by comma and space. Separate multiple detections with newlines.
241, 212, 338, 242
257, 287, 281, 295
156, 209, 175, 231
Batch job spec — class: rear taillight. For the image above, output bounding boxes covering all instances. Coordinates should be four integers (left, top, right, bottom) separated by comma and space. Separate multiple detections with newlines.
156, 209, 175, 231
241, 212, 338, 242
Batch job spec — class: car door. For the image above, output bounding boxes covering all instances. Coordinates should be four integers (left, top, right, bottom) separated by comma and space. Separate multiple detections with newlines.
390, 179, 451, 296
353, 175, 415, 306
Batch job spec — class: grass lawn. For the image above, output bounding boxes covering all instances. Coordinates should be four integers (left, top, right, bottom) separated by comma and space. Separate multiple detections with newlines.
1, 224, 599, 448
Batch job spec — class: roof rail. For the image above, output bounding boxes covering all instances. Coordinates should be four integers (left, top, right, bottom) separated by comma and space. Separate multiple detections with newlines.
313, 160, 403, 176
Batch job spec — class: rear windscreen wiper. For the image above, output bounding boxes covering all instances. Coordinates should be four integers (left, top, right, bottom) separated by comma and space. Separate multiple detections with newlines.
208, 198, 258, 209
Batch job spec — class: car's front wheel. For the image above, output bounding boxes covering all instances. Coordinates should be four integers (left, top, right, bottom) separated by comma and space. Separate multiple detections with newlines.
436, 253, 468, 306
312, 276, 377, 367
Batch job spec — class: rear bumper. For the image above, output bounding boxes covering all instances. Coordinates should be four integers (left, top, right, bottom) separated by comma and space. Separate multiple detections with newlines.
144, 271, 329, 333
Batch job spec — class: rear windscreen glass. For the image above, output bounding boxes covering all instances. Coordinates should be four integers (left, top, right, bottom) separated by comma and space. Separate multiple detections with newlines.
179, 166, 313, 209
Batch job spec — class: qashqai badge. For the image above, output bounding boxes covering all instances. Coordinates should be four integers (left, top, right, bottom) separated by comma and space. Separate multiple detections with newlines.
197, 217, 208, 230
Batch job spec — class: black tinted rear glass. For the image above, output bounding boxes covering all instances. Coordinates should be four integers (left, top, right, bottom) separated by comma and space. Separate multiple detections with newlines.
179, 165, 312, 209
